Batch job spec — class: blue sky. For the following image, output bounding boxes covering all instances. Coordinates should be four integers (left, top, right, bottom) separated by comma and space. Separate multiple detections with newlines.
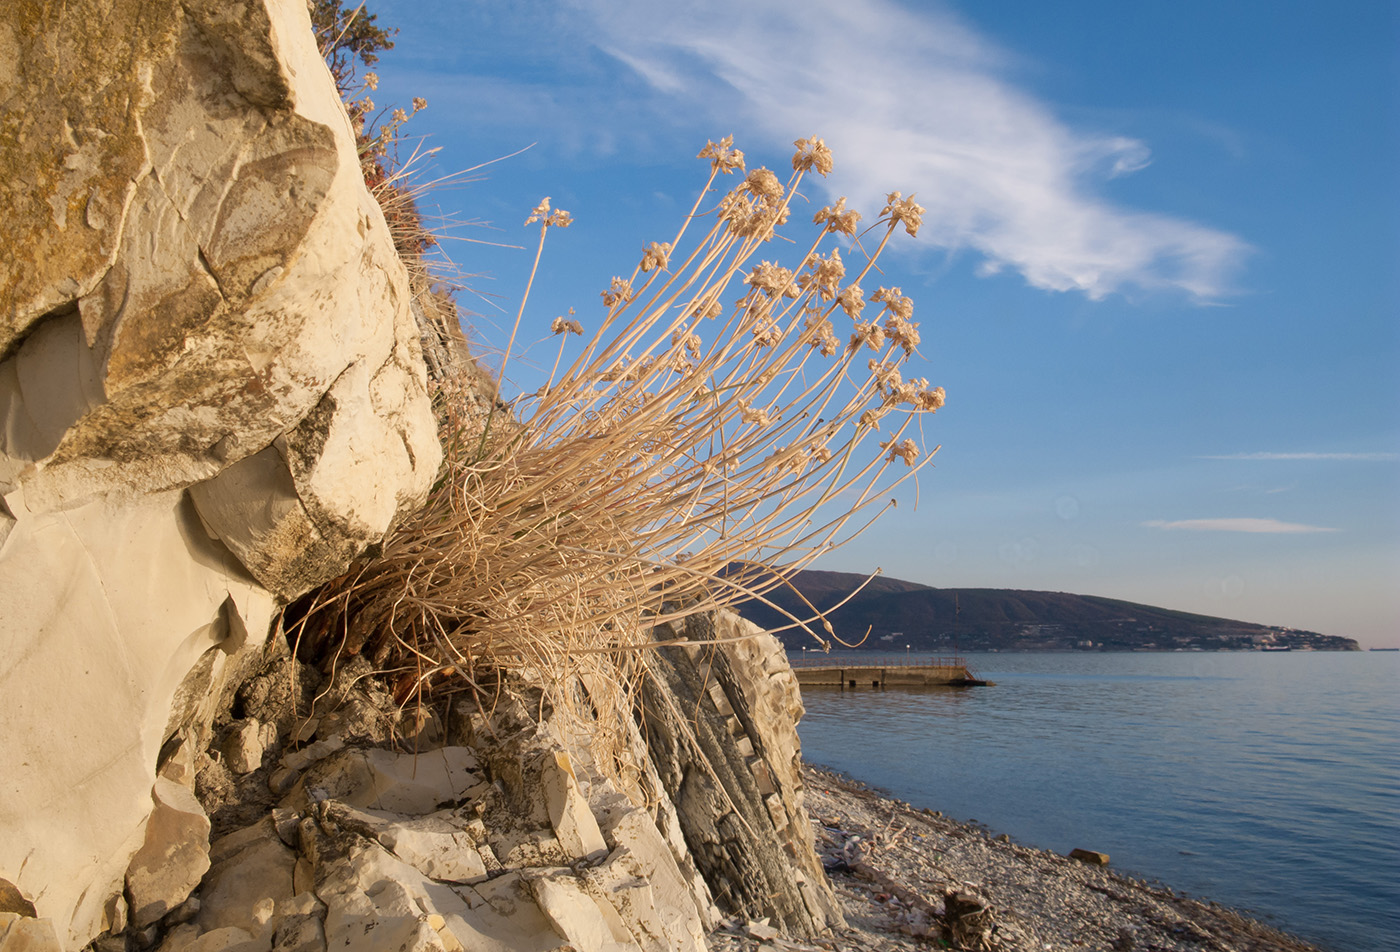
365, 0, 1399, 646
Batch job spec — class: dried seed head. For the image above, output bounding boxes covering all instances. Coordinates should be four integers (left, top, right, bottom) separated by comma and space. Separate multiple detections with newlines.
881, 191, 925, 237
792, 136, 834, 176
736, 398, 773, 428
883, 314, 921, 354
838, 284, 866, 319
918, 386, 946, 411
814, 197, 862, 236
671, 330, 703, 357
601, 277, 635, 308
412, 96, 428, 112
525, 196, 551, 225
750, 320, 781, 348
743, 167, 785, 205
868, 359, 902, 391
880, 437, 920, 466
803, 308, 840, 357
872, 286, 915, 321
526, 197, 573, 228
699, 135, 746, 174
849, 321, 886, 353
551, 315, 584, 336
800, 248, 846, 300
640, 241, 672, 272
746, 261, 797, 297
860, 406, 889, 428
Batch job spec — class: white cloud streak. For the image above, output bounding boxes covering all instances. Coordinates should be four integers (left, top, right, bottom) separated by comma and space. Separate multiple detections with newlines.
1143, 518, 1338, 534
572, 0, 1249, 301
1199, 452, 1399, 461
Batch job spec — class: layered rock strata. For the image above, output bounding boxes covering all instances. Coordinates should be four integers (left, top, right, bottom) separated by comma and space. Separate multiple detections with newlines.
639, 612, 843, 938
0, 0, 440, 946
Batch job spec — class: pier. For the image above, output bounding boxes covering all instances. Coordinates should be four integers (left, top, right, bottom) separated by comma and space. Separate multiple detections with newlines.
789, 655, 991, 689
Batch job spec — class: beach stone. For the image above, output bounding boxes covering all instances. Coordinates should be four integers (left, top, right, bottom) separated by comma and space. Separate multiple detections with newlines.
1069, 848, 1111, 866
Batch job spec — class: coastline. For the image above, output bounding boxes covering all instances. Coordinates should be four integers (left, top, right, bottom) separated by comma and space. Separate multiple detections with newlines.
711, 764, 1326, 952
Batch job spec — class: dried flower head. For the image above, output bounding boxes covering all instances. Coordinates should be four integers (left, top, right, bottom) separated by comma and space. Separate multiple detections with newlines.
918, 386, 946, 411
736, 398, 773, 428
880, 191, 925, 237
601, 276, 635, 308
881, 437, 920, 466
814, 197, 862, 236
792, 136, 834, 176
800, 248, 846, 300
640, 241, 672, 272
872, 286, 915, 321
551, 315, 584, 336
526, 197, 573, 228
750, 320, 781, 348
803, 307, 840, 357
883, 315, 920, 354
860, 406, 889, 428
746, 261, 797, 297
412, 96, 427, 112
671, 329, 703, 357
838, 284, 866, 319
868, 359, 902, 391
849, 321, 886, 352
698, 135, 746, 174
364, 72, 379, 90
743, 168, 785, 205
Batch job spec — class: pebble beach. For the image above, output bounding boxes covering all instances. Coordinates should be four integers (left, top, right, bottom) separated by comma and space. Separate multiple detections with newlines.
709, 764, 1326, 952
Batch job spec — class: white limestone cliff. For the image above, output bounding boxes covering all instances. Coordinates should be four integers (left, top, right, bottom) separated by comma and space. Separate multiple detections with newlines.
0, 1, 439, 946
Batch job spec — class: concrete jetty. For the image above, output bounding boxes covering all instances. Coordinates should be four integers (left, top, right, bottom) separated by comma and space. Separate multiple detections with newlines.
789, 656, 991, 689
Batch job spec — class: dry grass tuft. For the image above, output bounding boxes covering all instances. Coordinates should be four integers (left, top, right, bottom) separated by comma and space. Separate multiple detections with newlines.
288, 136, 945, 772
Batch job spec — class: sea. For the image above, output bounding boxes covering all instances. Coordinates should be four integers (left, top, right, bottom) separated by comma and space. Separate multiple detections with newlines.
794, 650, 1399, 952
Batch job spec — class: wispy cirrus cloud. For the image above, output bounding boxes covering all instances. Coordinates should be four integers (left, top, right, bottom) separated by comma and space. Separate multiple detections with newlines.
1199, 452, 1399, 461
572, 0, 1249, 301
1143, 518, 1338, 534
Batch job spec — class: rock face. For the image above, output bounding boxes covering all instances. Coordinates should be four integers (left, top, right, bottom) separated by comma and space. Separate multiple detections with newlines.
639, 611, 844, 937
132, 661, 719, 952
0, 0, 440, 946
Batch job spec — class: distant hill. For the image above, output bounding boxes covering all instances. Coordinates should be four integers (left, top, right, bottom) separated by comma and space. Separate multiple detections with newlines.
732, 569, 1360, 652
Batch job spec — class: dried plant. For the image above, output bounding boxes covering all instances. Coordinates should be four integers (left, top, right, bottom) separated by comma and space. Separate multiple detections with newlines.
289, 137, 945, 769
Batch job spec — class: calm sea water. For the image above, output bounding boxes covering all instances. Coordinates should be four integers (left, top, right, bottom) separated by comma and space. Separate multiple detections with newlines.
795, 651, 1399, 952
